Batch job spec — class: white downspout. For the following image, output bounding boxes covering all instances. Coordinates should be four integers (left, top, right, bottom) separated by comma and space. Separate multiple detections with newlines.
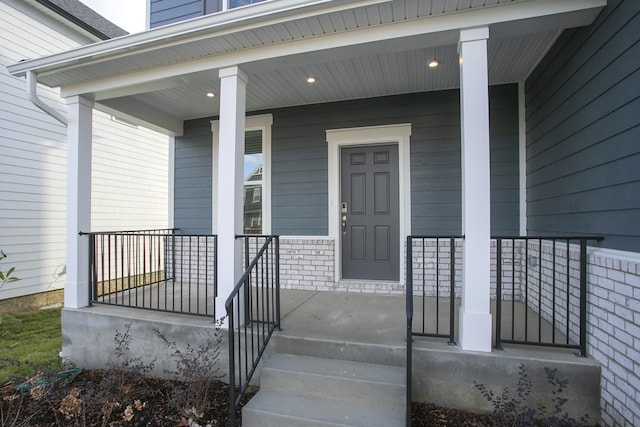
26, 71, 67, 125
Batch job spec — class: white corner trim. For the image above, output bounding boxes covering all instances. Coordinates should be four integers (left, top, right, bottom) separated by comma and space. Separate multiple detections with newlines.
168, 136, 175, 229
326, 123, 412, 284
518, 81, 527, 236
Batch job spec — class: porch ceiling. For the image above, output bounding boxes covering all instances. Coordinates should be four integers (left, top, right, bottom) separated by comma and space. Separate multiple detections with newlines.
8, 0, 605, 134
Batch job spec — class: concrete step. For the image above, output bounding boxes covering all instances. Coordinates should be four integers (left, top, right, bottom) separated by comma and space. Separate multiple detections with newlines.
272, 333, 406, 367
259, 353, 405, 408
242, 390, 405, 427
242, 353, 406, 427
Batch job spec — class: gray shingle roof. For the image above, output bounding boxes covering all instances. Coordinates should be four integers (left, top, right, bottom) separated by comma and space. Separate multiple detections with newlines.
35, 0, 128, 39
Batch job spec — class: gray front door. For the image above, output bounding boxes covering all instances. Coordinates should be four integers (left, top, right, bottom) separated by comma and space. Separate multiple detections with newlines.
341, 145, 399, 280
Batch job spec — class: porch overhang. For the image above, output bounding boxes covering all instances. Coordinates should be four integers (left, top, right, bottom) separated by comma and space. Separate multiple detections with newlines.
7, 0, 605, 135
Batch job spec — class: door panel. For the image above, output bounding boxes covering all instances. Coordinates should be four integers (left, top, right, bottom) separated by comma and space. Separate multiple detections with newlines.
341, 145, 399, 280
374, 172, 390, 214
374, 226, 390, 262
350, 173, 366, 214
351, 226, 366, 261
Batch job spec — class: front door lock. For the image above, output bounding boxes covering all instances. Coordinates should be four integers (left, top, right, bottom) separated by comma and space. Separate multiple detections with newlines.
341, 202, 348, 234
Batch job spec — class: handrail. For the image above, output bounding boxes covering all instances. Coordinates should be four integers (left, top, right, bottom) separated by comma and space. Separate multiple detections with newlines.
226, 235, 280, 426
80, 228, 178, 236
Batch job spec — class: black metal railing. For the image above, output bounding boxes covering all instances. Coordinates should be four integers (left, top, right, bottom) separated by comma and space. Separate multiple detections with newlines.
406, 235, 462, 427
227, 235, 280, 427
493, 236, 603, 356
85, 229, 217, 317
406, 236, 462, 343
405, 234, 603, 424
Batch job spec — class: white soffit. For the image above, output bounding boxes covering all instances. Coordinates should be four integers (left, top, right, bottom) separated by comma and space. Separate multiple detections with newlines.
7, 0, 605, 124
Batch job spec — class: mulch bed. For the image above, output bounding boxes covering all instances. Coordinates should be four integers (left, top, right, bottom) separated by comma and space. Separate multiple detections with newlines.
412, 402, 494, 426
0, 369, 494, 426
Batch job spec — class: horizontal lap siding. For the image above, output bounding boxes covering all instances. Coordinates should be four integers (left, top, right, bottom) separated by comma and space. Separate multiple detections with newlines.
1, 2, 169, 300
489, 84, 520, 235
150, 0, 203, 28
174, 87, 519, 236
525, 0, 640, 252
270, 87, 519, 236
91, 112, 169, 232
174, 118, 212, 234
0, 2, 79, 300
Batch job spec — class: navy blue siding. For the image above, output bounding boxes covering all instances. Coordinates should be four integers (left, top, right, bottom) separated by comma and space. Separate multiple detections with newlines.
173, 87, 520, 236
490, 84, 521, 235
174, 118, 212, 234
525, 0, 640, 251
150, 0, 202, 28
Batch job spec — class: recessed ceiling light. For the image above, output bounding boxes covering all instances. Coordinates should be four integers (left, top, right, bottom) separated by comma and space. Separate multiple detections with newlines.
306, 76, 316, 84
428, 58, 439, 68
206, 91, 215, 98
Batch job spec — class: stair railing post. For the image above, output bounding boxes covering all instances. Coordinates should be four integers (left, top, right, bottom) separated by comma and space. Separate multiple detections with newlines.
406, 236, 413, 427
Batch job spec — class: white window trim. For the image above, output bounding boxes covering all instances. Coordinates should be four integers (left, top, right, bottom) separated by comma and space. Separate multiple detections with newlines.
211, 113, 273, 234
326, 123, 412, 284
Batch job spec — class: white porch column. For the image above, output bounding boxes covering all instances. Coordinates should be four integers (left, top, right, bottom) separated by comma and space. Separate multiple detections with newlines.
458, 27, 492, 352
215, 66, 247, 319
65, 95, 93, 308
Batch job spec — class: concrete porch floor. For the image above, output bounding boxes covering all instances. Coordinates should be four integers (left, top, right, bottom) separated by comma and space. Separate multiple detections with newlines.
65, 288, 601, 422
277, 289, 570, 348
273, 290, 600, 423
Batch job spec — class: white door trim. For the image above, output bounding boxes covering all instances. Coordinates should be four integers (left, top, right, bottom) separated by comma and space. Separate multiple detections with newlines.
326, 123, 412, 284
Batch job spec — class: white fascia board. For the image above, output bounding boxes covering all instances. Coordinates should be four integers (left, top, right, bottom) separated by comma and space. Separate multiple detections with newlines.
7, 0, 390, 78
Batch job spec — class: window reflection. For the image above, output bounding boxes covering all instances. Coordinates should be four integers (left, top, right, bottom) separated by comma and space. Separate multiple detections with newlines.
243, 130, 263, 234
205, 0, 266, 14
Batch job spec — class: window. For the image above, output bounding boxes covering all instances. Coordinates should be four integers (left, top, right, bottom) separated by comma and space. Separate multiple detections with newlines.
243, 129, 263, 234
229, 0, 265, 8
205, 0, 265, 14
211, 114, 272, 235
204, 0, 222, 14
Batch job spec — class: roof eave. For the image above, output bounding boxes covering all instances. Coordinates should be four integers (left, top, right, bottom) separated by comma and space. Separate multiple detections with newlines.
7, 0, 391, 79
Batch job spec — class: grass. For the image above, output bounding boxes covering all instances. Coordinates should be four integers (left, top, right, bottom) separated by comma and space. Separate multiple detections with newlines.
0, 308, 61, 383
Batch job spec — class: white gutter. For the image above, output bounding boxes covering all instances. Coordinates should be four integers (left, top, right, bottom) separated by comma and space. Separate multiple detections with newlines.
26, 71, 67, 125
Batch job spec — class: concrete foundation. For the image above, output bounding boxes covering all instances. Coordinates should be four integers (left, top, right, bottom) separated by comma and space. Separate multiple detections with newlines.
61, 290, 600, 423
0, 289, 63, 314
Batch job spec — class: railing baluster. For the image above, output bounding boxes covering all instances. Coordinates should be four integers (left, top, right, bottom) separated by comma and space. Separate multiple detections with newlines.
421, 238, 425, 334
511, 238, 515, 341
435, 239, 440, 335
495, 238, 502, 350
552, 240, 557, 343
449, 237, 456, 346
579, 239, 588, 357
406, 236, 413, 427
524, 238, 529, 342
538, 238, 542, 343
566, 239, 571, 345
